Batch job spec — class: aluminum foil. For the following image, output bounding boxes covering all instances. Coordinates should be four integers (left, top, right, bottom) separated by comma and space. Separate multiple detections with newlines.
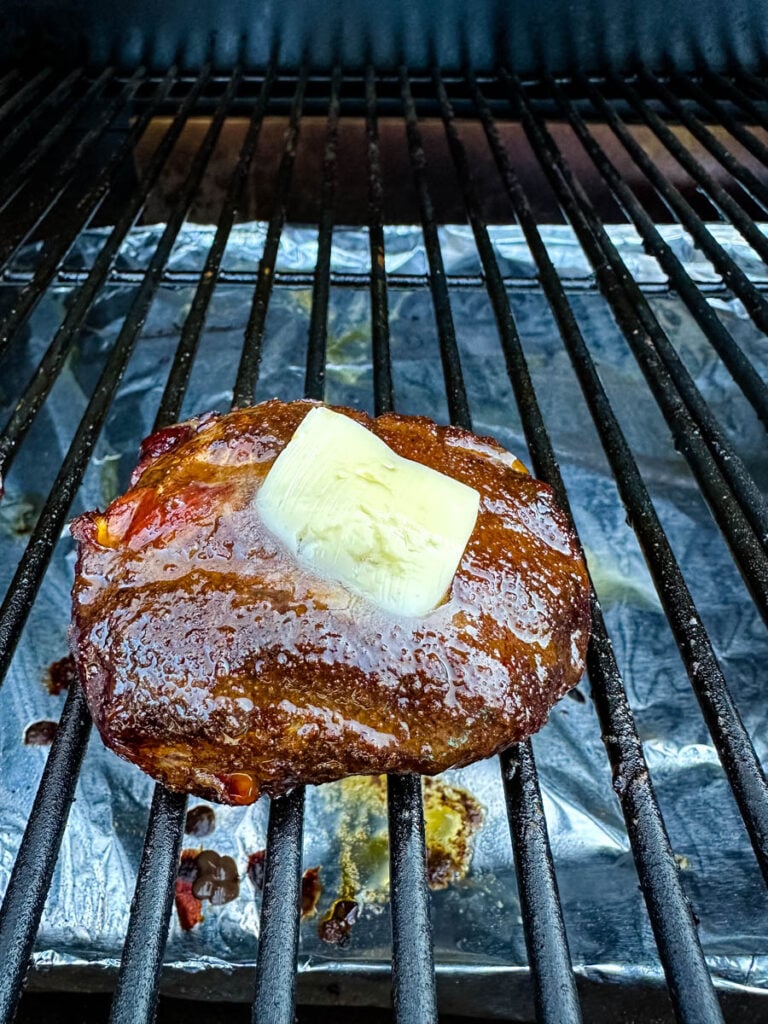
1, 221, 767, 1017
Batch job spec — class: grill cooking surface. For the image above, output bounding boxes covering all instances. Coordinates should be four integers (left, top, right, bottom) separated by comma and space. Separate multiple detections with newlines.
0, 67, 767, 1023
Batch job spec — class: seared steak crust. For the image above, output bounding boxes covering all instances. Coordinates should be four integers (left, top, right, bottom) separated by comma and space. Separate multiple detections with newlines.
70, 400, 590, 805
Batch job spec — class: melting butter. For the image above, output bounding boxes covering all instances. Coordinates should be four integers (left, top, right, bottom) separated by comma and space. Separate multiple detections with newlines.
257, 407, 480, 616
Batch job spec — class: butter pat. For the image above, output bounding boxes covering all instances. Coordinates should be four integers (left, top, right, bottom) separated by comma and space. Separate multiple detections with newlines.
257, 407, 480, 616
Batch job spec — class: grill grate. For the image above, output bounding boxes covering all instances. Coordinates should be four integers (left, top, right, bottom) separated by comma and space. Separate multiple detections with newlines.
0, 65, 766, 1024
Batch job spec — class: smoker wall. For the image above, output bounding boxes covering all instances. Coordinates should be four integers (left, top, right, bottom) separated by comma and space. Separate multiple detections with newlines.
1, 0, 768, 76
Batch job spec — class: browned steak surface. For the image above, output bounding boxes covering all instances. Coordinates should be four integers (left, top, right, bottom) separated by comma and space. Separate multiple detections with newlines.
70, 399, 590, 805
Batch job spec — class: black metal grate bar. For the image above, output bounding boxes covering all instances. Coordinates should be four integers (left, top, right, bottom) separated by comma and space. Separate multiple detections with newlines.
562, 76, 768, 426
499, 744, 583, 1023
593, 78, 768, 337
399, 67, 471, 429
252, 789, 306, 1024
364, 67, 440, 1024
505, 73, 768, 623
233, 71, 308, 408
642, 72, 768, 215
109, 787, 187, 1024
109, 69, 279, 1024
0, 684, 92, 1022
365, 67, 394, 415
0, 69, 177, 358
2, 67, 768, 1023
616, 75, 768, 267
0, 66, 82, 169
0, 67, 210, 472
703, 72, 768, 139
0, 67, 146, 274
159, 67, 276, 421
387, 775, 439, 1023
305, 66, 342, 399
0, 67, 55, 136
406, 67, 582, 1022
0, 67, 115, 214
466, 70, 726, 1023
0, 66, 238, 1024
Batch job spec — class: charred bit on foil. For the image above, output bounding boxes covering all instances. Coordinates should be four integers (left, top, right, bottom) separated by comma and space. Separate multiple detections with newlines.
247, 850, 323, 920
301, 866, 323, 919
192, 850, 239, 906
317, 898, 359, 947
185, 804, 216, 838
314, 774, 484, 946
45, 654, 78, 696
423, 775, 484, 890
174, 848, 240, 930
24, 720, 58, 746
175, 850, 204, 931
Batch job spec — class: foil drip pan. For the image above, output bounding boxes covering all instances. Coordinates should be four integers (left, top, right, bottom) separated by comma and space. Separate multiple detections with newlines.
0, 222, 766, 1017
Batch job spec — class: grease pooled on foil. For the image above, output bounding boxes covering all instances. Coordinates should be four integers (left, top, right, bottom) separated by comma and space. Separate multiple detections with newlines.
0, 222, 767, 1016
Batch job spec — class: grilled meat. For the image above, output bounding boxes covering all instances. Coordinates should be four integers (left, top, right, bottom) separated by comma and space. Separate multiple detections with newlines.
70, 399, 590, 805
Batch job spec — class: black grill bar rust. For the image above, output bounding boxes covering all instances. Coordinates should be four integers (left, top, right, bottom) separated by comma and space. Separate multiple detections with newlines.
402, 68, 582, 1022
367, 67, 439, 1024
462, 71, 727, 1022
504, 73, 768, 626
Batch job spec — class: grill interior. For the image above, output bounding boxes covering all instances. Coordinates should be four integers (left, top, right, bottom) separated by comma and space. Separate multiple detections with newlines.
0, 65, 767, 1024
